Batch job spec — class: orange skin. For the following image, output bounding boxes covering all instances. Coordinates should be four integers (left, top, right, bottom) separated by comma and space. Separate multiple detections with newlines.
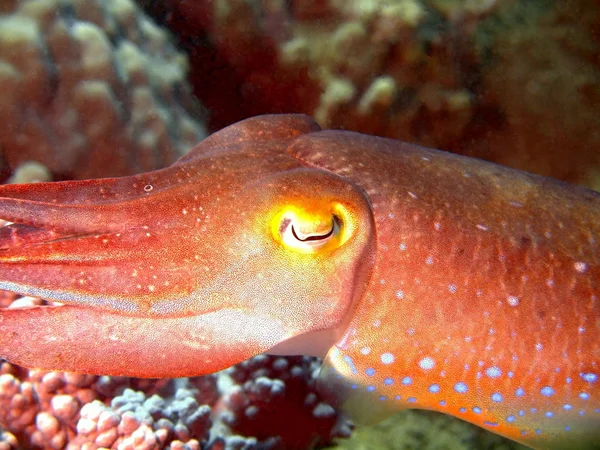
0, 115, 598, 449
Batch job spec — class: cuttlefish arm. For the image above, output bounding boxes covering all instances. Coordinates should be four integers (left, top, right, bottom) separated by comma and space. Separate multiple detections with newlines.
0, 115, 598, 449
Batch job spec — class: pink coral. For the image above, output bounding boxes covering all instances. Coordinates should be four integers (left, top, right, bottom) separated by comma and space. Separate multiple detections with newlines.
143, 0, 600, 189
0, 357, 347, 449
0, 0, 207, 181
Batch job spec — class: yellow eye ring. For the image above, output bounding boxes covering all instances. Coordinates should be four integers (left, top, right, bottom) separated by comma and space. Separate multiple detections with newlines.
270, 202, 355, 254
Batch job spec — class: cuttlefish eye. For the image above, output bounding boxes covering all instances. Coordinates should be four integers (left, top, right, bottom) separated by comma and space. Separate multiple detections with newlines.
271, 202, 355, 254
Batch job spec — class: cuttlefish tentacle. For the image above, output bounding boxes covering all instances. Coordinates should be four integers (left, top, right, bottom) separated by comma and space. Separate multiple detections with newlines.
0, 114, 598, 449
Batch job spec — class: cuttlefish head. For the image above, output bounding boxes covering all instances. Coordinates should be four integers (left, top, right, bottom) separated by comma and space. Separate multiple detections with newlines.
0, 115, 375, 377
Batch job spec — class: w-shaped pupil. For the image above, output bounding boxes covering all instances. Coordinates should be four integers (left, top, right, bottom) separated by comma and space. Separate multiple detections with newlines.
291, 222, 334, 241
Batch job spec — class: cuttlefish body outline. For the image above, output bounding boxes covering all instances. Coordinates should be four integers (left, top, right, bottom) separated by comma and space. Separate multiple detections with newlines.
0, 115, 597, 449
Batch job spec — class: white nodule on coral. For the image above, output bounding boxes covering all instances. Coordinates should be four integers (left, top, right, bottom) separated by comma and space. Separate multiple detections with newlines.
358, 76, 398, 115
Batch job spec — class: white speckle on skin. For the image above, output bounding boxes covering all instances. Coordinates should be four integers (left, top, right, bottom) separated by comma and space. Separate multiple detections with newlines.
507, 296, 520, 307
399, 243, 407, 251
476, 224, 488, 231
396, 290, 405, 300
574, 262, 588, 273
381, 353, 395, 365
360, 346, 371, 355
426, 256, 434, 265
535, 343, 543, 351
408, 191, 418, 199
448, 284, 457, 293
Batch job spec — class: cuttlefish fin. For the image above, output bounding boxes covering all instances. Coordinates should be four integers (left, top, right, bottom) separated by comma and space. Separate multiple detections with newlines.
318, 347, 396, 425
174, 113, 320, 164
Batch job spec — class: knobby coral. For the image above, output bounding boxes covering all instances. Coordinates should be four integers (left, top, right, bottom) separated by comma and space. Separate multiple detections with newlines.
142, 0, 600, 189
0, 0, 207, 181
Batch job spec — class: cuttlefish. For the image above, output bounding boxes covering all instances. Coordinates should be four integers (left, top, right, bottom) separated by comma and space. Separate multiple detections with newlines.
0, 115, 597, 449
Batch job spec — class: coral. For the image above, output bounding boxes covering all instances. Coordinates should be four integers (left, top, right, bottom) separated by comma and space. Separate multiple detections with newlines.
140, 0, 499, 147
466, 0, 600, 188
66, 388, 210, 449
0, 0, 207, 181
0, 430, 19, 450
0, 357, 347, 449
218, 355, 351, 449
5, 161, 52, 185
332, 410, 527, 450
142, 0, 600, 189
